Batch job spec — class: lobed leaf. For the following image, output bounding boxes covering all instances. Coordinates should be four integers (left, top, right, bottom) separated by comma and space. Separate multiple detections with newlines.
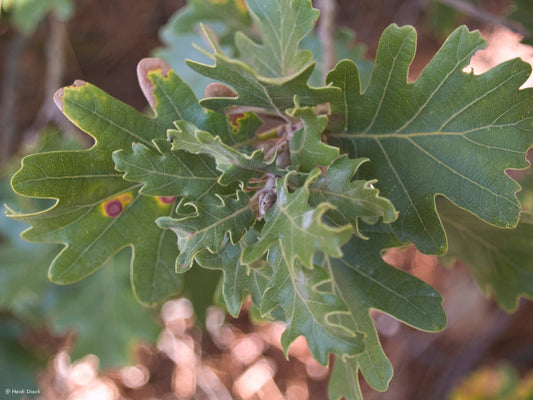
113, 139, 233, 202
288, 105, 339, 172
242, 170, 353, 268
327, 24, 533, 255
157, 191, 254, 270
8, 59, 202, 305
305, 155, 398, 230
196, 231, 272, 317
261, 242, 364, 365
186, 23, 340, 116
169, 120, 279, 185
235, 0, 317, 77
323, 223, 446, 396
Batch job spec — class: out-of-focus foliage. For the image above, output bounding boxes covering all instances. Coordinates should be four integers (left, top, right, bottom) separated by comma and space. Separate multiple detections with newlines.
450, 363, 533, 400
1, 0, 74, 34
508, 0, 533, 45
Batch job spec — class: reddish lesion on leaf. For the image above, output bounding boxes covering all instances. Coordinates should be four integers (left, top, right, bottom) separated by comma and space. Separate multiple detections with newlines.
101, 192, 134, 218
155, 196, 178, 207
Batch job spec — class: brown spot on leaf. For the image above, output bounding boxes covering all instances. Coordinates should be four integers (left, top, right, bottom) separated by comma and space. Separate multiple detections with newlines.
137, 58, 172, 110
156, 196, 178, 205
53, 80, 87, 111
204, 82, 237, 99
53, 88, 65, 110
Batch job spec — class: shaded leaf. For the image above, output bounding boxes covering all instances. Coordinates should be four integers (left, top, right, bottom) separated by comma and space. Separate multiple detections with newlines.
5, 0, 74, 34
178, 264, 222, 328
0, 242, 58, 322
0, 319, 43, 395
301, 27, 374, 88
327, 25, 533, 255
155, 0, 252, 99
439, 198, 533, 311
169, 0, 251, 42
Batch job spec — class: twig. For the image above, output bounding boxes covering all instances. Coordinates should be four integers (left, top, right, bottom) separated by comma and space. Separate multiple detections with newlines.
436, 0, 528, 36
317, 0, 337, 83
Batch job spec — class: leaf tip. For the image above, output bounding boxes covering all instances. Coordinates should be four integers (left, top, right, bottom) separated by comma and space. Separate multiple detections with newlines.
54, 80, 87, 110
137, 58, 172, 109
53, 88, 64, 110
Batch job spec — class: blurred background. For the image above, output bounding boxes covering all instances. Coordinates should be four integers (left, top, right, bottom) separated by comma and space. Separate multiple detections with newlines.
1, 0, 533, 399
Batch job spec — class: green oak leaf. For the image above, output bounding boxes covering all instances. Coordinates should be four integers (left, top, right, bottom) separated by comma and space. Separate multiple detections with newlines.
288, 105, 339, 172
322, 223, 446, 397
439, 198, 533, 311
327, 24, 533, 255
196, 231, 272, 317
7, 59, 201, 305
113, 139, 234, 202
241, 170, 353, 268
261, 242, 364, 365
186, 25, 340, 116
307, 155, 397, 229
235, 0, 316, 77
157, 191, 254, 270
169, 120, 278, 185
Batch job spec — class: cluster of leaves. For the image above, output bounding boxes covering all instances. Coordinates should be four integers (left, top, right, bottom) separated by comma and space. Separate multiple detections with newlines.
7, 0, 533, 398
